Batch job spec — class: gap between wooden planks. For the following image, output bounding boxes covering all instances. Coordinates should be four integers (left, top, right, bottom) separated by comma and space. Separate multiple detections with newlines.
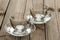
0, 0, 59, 40
0, 0, 9, 14
55, 0, 60, 40
0, 0, 10, 40
0, 0, 9, 36
1, 0, 45, 40
30, 0, 45, 40
1, 0, 27, 40
44, 0, 59, 40
0, 0, 9, 28
23, 0, 45, 40
0, 0, 10, 26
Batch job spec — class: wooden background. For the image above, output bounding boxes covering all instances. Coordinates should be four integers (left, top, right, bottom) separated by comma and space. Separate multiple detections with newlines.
0, 0, 60, 40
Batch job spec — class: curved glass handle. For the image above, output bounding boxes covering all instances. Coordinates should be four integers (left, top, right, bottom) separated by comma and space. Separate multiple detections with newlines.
58, 8, 60, 12
44, 6, 54, 16
9, 16, 15, 29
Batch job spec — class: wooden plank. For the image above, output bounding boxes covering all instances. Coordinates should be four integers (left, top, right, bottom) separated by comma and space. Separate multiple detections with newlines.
0, 0, 9, 32
55, 0, 60, 32
0, 15, 4, 26
55, 0, 60, 40
21, 36, 29, 40
0, 0, 9, 29
0, 37, 5, 40
5, 35, 16, 40
21, 0, 32, 40
0, 0, 9, 14
24, 0, 33, 18
1, 0, 27, 40
22, 0, 45, 40
29, 0, 45, 40
32, 0, 43, 12
44, 0, 59, 40
30, 25, 45, 40
15, 37, 21, 40
0, 0, 17, 40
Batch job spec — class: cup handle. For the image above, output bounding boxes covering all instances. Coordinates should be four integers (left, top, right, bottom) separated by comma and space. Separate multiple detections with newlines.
44, 7, 54, 16
58, 8, 60, 12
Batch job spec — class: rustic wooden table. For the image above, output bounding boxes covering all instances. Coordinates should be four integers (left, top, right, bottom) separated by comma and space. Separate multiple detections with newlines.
0, 0, 59, 40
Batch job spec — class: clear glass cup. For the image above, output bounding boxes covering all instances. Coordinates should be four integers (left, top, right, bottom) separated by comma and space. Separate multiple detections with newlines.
4, 16, 36, 36
26, 6, 54, 24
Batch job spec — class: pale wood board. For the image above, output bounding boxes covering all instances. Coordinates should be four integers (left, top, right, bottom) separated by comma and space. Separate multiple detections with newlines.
21, 36, 29, 40
30, 0, 45, 40
0, 0, 9, 29
0, 0, 9, 14
21, 0, 32, 40
24, 0, 45, 40
0, 15, 4, 26
0, 0, 60, 40
44, 0, 59, 40
55, 0, 60, 40
24, 0, 33, 18
30, 25, 45, 40
0, 0, 9, 35
1, 0, 27, 40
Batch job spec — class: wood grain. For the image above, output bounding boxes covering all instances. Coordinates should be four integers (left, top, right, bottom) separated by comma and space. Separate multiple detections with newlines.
0, 0, 9, 29
55, 0, 60, 40
1, 0, 27, 40
0, 0, 59, 40
24, 0, 33, 18
30, 25, 45, 40
44, 0, 59, 40
0, 0, 9, 31
30, 0, 45, 40
21, 36, 29, 40
0, 37, 5, 40
21, 0, 32, 40
0, 15, 4, 26
0, 0, 9, 14
5, 35, 16, 40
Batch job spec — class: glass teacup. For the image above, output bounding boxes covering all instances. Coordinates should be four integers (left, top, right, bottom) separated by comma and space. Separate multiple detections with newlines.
26, 7, 54, 24
5, 17, 36, 36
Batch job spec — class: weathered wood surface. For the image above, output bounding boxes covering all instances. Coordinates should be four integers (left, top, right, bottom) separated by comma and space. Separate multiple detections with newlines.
1, 0, 27, 40
0, 37, 5, 40
0, 0, 60, 40
0, 0, 9, 14
0, 0, 9, 28
55, 0, 60, 40
0, 15, 4, 27
30, 0, 45, 40
0, 0, 9, 40
44, 0, 59, 40
23, 0, 45, 40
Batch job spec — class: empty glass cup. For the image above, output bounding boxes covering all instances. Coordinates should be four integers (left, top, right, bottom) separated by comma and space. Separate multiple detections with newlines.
26, 6, 54, 24
4, 16, 36, 36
